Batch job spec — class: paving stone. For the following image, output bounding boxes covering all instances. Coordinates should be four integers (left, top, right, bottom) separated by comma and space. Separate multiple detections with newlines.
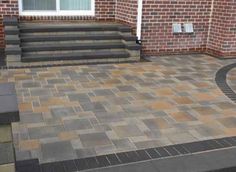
0, 125, 12, 143
51, 107, 76, 118
30, 89, 52, 96
22, 82, 41, 88
80, 132, 112, 148
68, 93, 91, 103
0, 143, 14, 165
112, 125, 143, 138
0, 163, 15, 172
64, 119, 92, 131
41, 141, 77, 163
28, 126, 64, 139
0, 83, 16, 96
112, 138, 136, 150
80, 102, 106, 112
76, 148, 97, 158
47, 79, 65, 84
0, 95, 19, 123
94, 89, 115, 96
218, 117, 236, 128
143, 118, 169, 130
117, 85, 137, 92
20, 112, 43, 123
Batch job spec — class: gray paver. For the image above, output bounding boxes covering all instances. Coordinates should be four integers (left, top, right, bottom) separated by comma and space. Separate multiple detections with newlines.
28, 126, 64, 139
64, 119, 92, 131
41, 141, 76, 163
80, 132, 112, 148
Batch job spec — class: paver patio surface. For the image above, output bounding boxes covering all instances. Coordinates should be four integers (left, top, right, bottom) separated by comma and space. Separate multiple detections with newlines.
0, 54, 236, 164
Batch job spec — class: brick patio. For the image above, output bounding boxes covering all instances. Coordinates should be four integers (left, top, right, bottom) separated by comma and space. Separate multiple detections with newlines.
0, 54, 236, 164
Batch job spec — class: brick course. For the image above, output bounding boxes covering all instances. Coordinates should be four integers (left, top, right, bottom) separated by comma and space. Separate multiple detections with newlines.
0, 0, 235, 58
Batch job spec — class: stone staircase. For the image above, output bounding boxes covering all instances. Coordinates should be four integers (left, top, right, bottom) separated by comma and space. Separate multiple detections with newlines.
4, 18, 140, 65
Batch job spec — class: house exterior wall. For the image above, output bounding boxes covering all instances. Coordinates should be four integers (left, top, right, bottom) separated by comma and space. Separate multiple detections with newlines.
115, 0, 137, 28
141, 0, 212, 56
0, 0, 235, 58
206, 0, 236, 58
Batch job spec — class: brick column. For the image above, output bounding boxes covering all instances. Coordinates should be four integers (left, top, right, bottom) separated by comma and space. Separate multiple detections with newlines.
0, 0, 18, 49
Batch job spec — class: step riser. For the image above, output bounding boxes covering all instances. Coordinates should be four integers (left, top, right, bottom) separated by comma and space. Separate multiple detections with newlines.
5, 40, 20, 45
21, 35, 122, 42
22, 53, 129, 62
21, 35, 136, 43
22, 44, 125, 52
5, 30, 19, 35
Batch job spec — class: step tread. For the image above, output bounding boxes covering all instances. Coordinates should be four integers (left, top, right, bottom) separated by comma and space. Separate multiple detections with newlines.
19, 23, 131, 33
20, 23, 128, 29
22, 42, 125, 52
22, 50, 130, 62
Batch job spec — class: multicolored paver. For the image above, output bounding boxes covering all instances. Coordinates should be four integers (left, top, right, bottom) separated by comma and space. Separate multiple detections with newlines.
0, 54, 236, 164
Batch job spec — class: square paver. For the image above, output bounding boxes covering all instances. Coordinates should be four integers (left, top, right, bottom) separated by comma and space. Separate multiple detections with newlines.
112, 125, 143, 138
0, 125, 12, 143
0, 83, 16, 96
0, 143, 14, 165
0, 95, 19, 124
51, 107, 76, 118
143, 118, 169, 130
80, 132, 112, 148
218, 117, 236, 128
41, 141, 76, 163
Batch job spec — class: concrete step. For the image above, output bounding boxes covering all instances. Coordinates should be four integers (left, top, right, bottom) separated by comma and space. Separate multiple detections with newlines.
19, 23, 132, 33
4, 26, 19, 35
21, 40, 121, 46
20, 33, 136, 42
22, 42, 125, 52
22, 50, 130, 62
5, 45, 21, 55
5, 35, 20, 45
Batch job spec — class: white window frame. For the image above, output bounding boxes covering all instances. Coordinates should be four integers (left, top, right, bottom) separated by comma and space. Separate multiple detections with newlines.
18, 0, 95, 16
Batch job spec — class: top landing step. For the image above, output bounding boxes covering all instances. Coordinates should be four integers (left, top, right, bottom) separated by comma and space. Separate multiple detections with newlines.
19, 22, 132, 33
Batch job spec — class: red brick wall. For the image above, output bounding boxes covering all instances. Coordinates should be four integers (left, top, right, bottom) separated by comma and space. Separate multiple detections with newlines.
0, 0, 236, 58
0, 0, 18, 48
207, 0, 236, 58
115, 0, 137, 28
141, 0, 212, 56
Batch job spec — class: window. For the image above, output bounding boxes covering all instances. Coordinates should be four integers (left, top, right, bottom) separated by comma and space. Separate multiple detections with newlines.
19, 0, 95, 16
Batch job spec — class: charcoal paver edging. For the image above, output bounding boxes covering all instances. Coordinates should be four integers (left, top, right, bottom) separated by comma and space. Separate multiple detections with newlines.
15, 136, 236, 172
215, 63, 236, 103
